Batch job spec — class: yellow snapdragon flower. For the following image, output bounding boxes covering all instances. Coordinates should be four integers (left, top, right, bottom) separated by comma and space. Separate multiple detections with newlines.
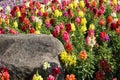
71, 23, 76, 31
60, 51, 67, 62
78, 11, 84, 17
89, 23, 95, 30
81, 18, 87, 25
41, 7, 45, 13
60, 51, 77, 67
32, 71, 43, 80
80, 25, 87, 33
35, 30, 40, 34
103, 0, 107, 3
79, 1, 85, 8
69, 3, 74, 9
36, 22, 41, 30
113, 0, 117, 5
73, 1, 78, 8
35, 9, 39, 14
17, 11, 21, 17
0, 18, 2, 25
13, 21, 18, 28
54, 10, 62, 17
59, 11, 62, 16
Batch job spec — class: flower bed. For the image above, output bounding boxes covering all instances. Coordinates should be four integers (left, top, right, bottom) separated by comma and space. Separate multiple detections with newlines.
0, 0, 120, 80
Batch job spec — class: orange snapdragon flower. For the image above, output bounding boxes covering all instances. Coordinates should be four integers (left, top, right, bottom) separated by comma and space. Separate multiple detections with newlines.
66, 74, 76, 80
107, 16, 113, 23
92, 0, 97, 7
36, 2, 40, 9
78, 50, 87, 61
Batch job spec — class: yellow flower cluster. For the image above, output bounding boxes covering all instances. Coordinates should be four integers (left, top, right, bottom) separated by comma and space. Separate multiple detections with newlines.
79, 1, 85, 8
17, 11, 21, 17
32, 71, 43, 80
89, 23, 95, 30
54, 10, 62, 17
79, 18, 87, 33
35, 19, 42, 34
78, 11, 84, 18
71, 23, 76, 31
69, 1, 78, 9
60, 51, 77, 66
13, 21, 18, 28
113, 0, 117, 5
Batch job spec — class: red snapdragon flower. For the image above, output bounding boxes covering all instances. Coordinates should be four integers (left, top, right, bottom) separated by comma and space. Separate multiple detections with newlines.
99, 18, 106, 26
9, 29, 18, 34
111, 22, 118, 30
65, 42, 72, 52
95, 70, 105, 80
52, 66, 61, 77
99, 31, 109, 42
0, 67, 10, 80
36, 2, 40, 9
52, 26, 60, 37
19, 5, 25, 13
29, 28, 35, 33
0, 28, 4, 34
117, 19, 120, 26
99, 59, 111, 73
65, 23, 72, 33
46, 75, 55, 80
116, 28, 120, 35
43, 12, 48, 18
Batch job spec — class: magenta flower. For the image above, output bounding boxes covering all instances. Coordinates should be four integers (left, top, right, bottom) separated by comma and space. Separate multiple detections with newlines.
37, 11, 42, 16
93, 8, 98, 14
42, 0, 49, 4
45, 23, 51, 28
62, 31, 70, 43
63, 11, 68, 17
88, 30, 94, 37
98, 9, 104, 16
84, 0, 89, 4
46, 75, 55, 80
58, 4, 63, 10
23, 0, 27, 3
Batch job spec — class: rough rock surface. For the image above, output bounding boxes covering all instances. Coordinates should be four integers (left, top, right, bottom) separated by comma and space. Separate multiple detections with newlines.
0, 34, 64, 80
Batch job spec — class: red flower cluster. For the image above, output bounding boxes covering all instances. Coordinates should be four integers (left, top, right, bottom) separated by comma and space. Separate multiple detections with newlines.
99, 31, 109, 42
52, 66, 61, 77
99, 59, 111, 73
95, 70, 105, 80
0, 28, 5, 34
0, 67, 10, 80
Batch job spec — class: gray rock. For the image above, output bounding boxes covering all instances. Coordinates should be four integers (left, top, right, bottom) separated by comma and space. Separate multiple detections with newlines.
0, 34, 64, 80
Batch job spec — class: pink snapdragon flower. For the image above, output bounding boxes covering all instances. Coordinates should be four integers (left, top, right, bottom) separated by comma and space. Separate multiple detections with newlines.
75, 17, 81, 25
42, 0, 49, 4
47, 75, 55, 80
62, 31, 70, 43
